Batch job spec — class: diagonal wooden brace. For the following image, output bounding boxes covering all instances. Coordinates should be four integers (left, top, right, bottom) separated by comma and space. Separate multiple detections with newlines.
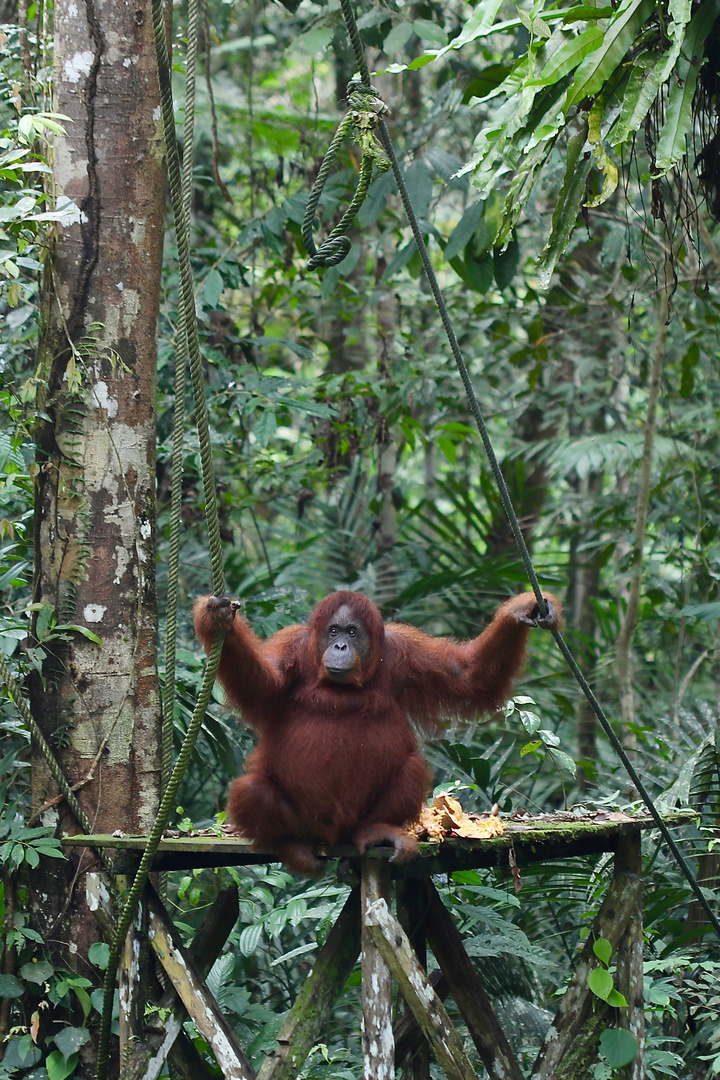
146, 887, 256, 1080
119, 884, 239, 1080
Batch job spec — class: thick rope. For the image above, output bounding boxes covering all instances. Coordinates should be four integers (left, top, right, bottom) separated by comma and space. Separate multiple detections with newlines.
302, 83, 389, 269
162, 0, 199, 794
334, 0, 720, 941
0, 653, 113, 875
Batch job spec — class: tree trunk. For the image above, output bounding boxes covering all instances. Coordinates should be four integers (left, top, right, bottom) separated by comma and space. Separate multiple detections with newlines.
28, 0, 165, 1070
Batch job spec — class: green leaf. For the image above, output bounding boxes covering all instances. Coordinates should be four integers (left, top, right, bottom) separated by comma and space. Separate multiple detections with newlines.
54, 1027, 90, 1061
537, 124, 591, 287
593, 937, 612, 965
445, 201, 485, 261
588, 966, 614, 1001
19, 959, 54, 984
404, 159, 433, 219
655, 0, 720, 171
599, 1027, 638, 1067
383, 22, 414, 56
0, 974, 24, 998
239, 922, 264, 956
412, 19, 448, 46
607, 987, 629, 1007
533, 26, 604, 86
46, 1049, 79, 1080
202, 269, 225, 309
520, 739, 543, 757
88, 942, 110, 970
295, 27, 334, 55
567, 0, 653, 107
55, 624, 103, 645
611, 50, 678, 146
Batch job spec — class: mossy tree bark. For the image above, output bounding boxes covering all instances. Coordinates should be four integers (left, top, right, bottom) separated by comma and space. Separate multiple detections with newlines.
28, 0, 165, 1070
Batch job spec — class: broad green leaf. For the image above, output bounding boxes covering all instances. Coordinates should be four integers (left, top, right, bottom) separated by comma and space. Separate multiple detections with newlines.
548, 748, 578, 775
496, 134, 559, 248
680, 602, 720, 620
202, 269, 225, 309
588, 966, 614, 1001
54, 1027, 90, 1061
46, 1050, 78, 1080
599, 1028, 638, 1067
593, 937, 612, 965
567, 0, 653, 107
383, 22, 413, 56
611, 52, 673, 146
537, 125, 591, 287
655, 0, 720, 171
532, 26, 604, 86
412, 19, 448, 46
404, 159, 433, 219
88, 942, 110, 970
295, 27, 333, 55
607, 987, 629, 1007
0, 974, 24, 998
239, 922, 264, 956
445, 201, 485, 261
20, 959, 54, 984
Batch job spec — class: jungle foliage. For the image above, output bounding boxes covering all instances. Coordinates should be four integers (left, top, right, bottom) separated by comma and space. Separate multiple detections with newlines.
1, 0, 720, 1074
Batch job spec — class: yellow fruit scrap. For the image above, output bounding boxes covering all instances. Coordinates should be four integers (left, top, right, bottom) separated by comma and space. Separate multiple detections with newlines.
412, 792, 505, 841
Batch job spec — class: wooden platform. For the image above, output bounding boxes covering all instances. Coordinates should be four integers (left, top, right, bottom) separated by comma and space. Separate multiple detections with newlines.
63, 810, 696, 1080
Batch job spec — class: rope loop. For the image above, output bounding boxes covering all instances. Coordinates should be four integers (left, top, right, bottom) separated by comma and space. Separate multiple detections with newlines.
302, 82, 390, 271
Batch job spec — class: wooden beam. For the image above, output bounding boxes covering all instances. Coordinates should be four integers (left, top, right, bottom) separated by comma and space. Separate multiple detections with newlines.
257, 888, 361, 1080
422, 881, 524, 1080
365, 897, 479, 1080
362, 860, 395, 1080
146, 889, 256, 1080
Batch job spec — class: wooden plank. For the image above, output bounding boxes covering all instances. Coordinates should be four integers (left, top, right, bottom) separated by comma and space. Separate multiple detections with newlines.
530, 861, 644, 1080
615, 833, 645, 1080
257, 888, 361, 1080
146, 890, 256, 1080
362, 859, 395, 1080
422, 881, 524, 1080
62, 810, 697, 871
365, 897, 479, 1080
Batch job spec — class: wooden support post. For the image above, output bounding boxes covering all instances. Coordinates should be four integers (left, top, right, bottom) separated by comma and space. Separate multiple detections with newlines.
146, 888, 256, 1080
530, 832, 644, 1080
396, 880, 430, 1080
615, 832, 645, 1080
258, 887, 361, 1080
422, 881, 524, 1080
365, 896, 480, 1080
362, 858, 394, 1080
117, 874, 146, 1062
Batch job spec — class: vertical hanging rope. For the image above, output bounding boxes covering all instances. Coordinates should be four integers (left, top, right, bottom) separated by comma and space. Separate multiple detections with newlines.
97, 1, 229, 1074
162, 0, 200, 798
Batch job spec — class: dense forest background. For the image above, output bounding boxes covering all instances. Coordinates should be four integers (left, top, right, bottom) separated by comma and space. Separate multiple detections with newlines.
1, 0, 720, 1075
